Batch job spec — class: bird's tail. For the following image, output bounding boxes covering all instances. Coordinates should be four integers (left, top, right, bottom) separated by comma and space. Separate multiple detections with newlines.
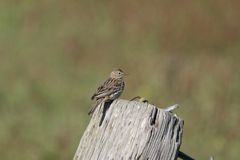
88, 99, 103, 115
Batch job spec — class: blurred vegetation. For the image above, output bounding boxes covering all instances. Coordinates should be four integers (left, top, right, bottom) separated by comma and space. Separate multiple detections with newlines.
0, 0, 239, 160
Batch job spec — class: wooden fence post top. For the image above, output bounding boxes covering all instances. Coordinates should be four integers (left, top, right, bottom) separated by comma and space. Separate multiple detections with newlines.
74, 99, 184, 160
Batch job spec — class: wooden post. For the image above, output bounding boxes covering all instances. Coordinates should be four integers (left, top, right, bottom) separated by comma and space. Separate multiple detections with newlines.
74, 99, 184, 160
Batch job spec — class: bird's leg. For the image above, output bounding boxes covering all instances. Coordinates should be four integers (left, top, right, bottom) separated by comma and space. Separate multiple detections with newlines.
103, 96, 110, 101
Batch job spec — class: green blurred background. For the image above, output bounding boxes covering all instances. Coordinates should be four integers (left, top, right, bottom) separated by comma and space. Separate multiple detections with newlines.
0, 0, 239, 159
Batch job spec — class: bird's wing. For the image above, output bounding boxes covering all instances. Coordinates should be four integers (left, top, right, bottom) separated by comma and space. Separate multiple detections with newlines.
91, 78, 118, 100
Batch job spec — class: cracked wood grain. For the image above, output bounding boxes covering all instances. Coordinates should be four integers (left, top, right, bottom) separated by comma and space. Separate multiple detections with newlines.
74, 99, 184, 160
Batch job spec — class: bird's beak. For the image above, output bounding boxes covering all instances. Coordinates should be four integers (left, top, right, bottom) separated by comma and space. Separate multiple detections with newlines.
124, 73, 128, 76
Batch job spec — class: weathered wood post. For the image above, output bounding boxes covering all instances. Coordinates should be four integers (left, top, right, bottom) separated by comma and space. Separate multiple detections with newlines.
74, 99, 185, 160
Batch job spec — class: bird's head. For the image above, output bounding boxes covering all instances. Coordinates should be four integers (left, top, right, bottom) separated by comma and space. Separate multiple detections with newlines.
110, 68, 126, 79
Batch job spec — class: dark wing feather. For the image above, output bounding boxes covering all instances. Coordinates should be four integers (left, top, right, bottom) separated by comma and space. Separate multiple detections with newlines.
91, 78, 117, 100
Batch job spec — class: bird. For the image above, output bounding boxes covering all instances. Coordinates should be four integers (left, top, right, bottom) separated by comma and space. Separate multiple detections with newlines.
88, 68, 126, 115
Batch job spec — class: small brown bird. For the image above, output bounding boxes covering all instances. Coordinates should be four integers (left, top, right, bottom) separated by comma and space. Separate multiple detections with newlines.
88, 68, 126, 115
